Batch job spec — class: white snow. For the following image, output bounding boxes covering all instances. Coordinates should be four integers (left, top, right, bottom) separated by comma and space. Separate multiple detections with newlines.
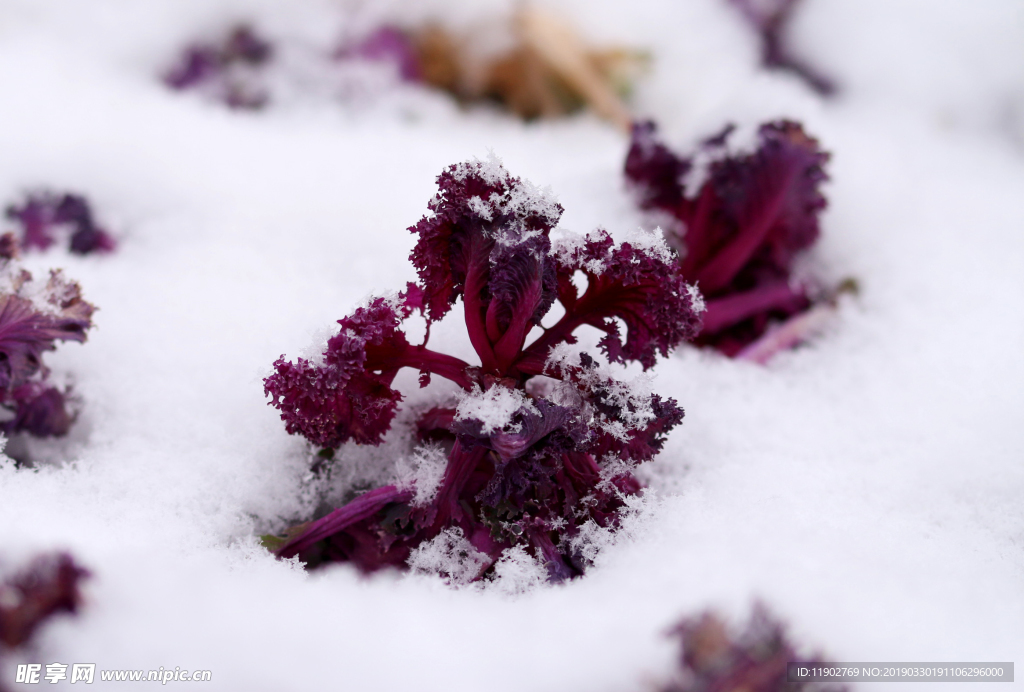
454, 384, 537, 435
407, 527, 489, 586
0, 0, 1022, 690
394, 443, 448, 506
620, 226, 676, 264
486, 545, 548, 596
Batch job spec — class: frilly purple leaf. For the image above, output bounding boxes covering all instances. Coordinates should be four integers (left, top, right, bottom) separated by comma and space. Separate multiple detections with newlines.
265, 296, 474, 448
269, 299, 413, 448
520, 229, 702, 372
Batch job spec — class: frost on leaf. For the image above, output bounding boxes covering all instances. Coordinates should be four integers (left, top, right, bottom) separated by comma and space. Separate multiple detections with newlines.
527, 228, 702, 371
266, 157, 701, 586
626, 120, 833, 358
0, 237, 95, 438
0, 552, 89, 649
660, 604, 848, 692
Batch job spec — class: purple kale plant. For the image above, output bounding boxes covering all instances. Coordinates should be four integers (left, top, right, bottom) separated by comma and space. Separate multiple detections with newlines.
625, 120, 838, 361
5, 193, 115, 256
163, 25, 274, 109
660, 604, 848, 692
0, 235, 95, 439
728, 0, 836, 96
264, 158, 703, 583
0, 553, 88, 650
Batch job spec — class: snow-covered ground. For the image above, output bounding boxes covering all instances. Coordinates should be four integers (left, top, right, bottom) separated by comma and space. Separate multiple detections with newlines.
1, 0, 1022, 689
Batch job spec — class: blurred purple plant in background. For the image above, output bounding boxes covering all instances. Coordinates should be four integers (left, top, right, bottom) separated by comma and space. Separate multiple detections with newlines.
338, 26, 422, 82
0, 552, 88, 691
626, 120, 847, 361
5, 193, 115, 256
163, 24, 274, 109
660, 604, 848, 692
0, 553, 88, 650
728, 0, 836, 95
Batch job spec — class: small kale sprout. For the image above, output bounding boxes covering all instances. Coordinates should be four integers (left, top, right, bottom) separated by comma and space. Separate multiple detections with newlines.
5, 193, 115, 256
0, 235, 95, 439
163, 25, 273, 110
625, 120, 839, 361
0, 552, 89, 650
264, 157, 702, 583
660, 604, 848, 692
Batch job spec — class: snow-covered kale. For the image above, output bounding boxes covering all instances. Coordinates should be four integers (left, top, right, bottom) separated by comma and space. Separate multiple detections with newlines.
660, 604, 848, 692
5, 193, 115, 256
0, 235, 95, 438
264, 158, 702, 582
625, 120, 832, 359
0, 552, 88, 650
163, 25, 273, 109
728, 0, 836, 96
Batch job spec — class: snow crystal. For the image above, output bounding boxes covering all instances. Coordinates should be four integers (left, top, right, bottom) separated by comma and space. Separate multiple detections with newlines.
466, 195, 493, 221
550, 229, 606, 274
450, 151, 508, 186
567, 490, 655, 567
500, 176, 561, 227
394, 443, 448, 506
406, 527, 489, 586
686, 282, 706, 316
552, 227, 677, 276
484, 545, 547, 596
621, 226, 675, 264
450, 154, 562, 232
454, 384, 538, 434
